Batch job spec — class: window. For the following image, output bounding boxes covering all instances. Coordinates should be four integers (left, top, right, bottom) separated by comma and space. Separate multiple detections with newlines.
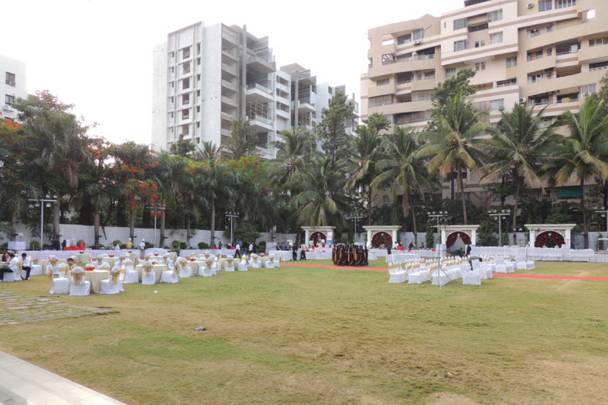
506, 56, 518, 68
196, 106, 201, 113
170, 51, 175, 58
182, 109, 190, 120
528, 71, 547, 84
475, 62, 486, 71
454, 18, 467, 31
182, 46, 191, 59
197, 74, 201, 82
590, 61, 608, 71
539, 0, 552, 12
490, 99, 504, 111
376, 78, 390, 86
182, 94, 190, 105
497, 78, 517, 87
182, 77, 190, 90
382, 38, 395, 46
412, 29, 424, 41
446, 67, 457, 79
5, 94, 15, 105
5, 72, 15, 86
556, 0, 575, 9
491, 32, 503, 44
590, 37, 608, 47
454, 40, 467, 52
197, 122, 200, 128
527, 49, 544, 61
488, 9, 503, 22
182, 62, 191, 74
197, 58, 201, 66
381, 53, 396, 65
197, 43, 201, 54
369, 95, 393, 107
169, 96, 175, 103
580, 84, 597, 98
397, 34, 411, 45
181, 124, 190, 135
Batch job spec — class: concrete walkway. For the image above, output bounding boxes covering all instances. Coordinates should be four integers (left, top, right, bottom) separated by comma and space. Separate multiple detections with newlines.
0, 351, 125, 405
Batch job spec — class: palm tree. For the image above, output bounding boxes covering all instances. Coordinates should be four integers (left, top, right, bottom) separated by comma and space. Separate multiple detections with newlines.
372, 127, 432, 245
293, 157, 348, 227
195, 141, 223, 161
417, 93, 485, 224
545, 96, 608, 248
348, 121, 385, 225
482, 103, 557, 238
272, 128, 313, 189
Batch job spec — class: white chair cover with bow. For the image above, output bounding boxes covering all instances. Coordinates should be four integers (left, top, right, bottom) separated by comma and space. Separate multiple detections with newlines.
69, 267, 91, 296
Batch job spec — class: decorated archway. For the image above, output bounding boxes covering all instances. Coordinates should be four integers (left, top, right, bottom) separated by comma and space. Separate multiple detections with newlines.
446, 231, 472, 248
309, 232, 327, 246
371, 232, 392, 248
534, 231, 566, 248
302, 226, 335, 247
440, 225, 479, 248
363, 226, 401, 249
526, 224, 574, 249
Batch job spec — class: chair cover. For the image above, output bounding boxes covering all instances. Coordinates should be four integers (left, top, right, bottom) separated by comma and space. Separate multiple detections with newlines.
50, 277, 70, 295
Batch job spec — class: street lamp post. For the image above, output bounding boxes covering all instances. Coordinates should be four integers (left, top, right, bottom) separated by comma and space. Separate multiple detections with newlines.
345, 212, 365, 244
225, 211, 239, 246
28, 195, 58, 251
145, 204, 166, 248
427, 211, 449, 289
489, 209, 511, 247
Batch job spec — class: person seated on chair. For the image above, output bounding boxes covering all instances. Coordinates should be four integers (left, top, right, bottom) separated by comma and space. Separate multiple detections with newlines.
0, 252, 17, 281
67, 256, 76, 272
21, 253, 32, 280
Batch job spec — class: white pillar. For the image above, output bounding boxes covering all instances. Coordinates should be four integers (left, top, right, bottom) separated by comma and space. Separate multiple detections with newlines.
471, 230, 477, 246
304, 229, 309, 245
565, 229, 571, 248
392, 230, 397, 245
367, 230, 372, 248
528, 230, 536, 247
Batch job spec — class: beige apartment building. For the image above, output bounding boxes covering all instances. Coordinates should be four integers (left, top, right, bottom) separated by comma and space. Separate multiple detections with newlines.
362, 0, 608, 204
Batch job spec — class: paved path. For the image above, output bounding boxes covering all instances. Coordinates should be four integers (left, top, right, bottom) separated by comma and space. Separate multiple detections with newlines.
284, 263, 608, 281
0, 351, 125, 405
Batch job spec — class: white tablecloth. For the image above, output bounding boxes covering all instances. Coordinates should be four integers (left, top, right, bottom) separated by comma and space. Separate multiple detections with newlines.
84, 270, 110, 293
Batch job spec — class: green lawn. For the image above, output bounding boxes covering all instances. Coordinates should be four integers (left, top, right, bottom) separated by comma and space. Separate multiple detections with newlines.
1, 261, 608, 404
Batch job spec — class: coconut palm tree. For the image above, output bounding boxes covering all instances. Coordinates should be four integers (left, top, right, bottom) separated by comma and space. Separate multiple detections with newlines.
272, 128, 313, 190
347, 119, 387, 225
417, 93, 485, 224
545, 96, 608, 248
482, 103, 557, 238
293, 157, 348, 227
372, 127, 433, 245
225, 120, 257, 159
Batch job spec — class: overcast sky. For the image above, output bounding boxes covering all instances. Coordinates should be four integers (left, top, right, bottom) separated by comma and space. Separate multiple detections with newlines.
0, 0, 462, 145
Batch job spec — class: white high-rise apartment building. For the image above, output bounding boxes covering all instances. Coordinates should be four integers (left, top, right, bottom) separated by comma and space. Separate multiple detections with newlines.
0, 54, 26, 121
152, 23, 358, 157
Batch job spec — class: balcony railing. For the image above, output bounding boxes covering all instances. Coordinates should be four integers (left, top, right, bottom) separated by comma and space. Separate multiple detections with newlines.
247, 82, 272, 94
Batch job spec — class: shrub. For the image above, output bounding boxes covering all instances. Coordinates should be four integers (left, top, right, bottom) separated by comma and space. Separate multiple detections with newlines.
198, 242, 209, 249
171, 240, 183, 250
30, 240, 40, 250
180, 242, 187, 249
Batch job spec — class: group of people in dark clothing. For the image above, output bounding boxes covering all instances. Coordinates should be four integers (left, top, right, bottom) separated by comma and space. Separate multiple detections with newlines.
332, 244, 369, 267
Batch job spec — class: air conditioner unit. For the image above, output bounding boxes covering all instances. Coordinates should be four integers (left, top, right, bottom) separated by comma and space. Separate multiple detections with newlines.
414, 40, 422, 46
519, 97, 527, 103
528, 3, 535, 9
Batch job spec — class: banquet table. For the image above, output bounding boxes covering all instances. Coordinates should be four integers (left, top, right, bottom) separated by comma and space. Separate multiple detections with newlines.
136, 264, 165, 282
268, 250, 292, 261
84, 270, 110, 293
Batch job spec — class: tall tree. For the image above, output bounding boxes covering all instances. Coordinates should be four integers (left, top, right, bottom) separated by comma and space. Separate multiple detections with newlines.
348, 113, 390, 225
271, 128, 314, 191
316, 93, 356, 165
226, 120, 257, 159
482, 103, 557, 237
372, 127, 432, 244
545, 96, 608, 248
418, 93, 484, 224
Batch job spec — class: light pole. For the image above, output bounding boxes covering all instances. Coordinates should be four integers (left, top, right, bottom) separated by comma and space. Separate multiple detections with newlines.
345, 211, 365, 244
145, 204, 166, 248
427, 211, 449, 289
489, 209, 511, 247
225, 211, 239, 246
28, 195, 58, 251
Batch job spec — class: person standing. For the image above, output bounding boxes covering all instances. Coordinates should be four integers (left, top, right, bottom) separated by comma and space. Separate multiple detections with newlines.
234, 242, 241, 259
248, 242, 254, 255
292, 243, 298, 261
466, 244, 472, 257
139, 239, 146, 259
21, 253, 32, 280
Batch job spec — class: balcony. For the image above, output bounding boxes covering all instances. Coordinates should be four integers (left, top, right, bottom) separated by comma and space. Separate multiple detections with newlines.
246, 50, 275, 73
221, 79, 237, 91
222, 63, 237, 75
297, 101, 316, 113
248, 114, 274, 131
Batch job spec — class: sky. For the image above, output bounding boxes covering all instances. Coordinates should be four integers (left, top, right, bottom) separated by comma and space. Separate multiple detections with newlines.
0, 0, 462, 145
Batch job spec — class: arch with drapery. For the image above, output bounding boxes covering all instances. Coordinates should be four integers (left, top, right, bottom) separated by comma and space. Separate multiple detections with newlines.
309, 232, 327, 246
446, 231, 471, 248
371, 232, 392, 248
535, 231, 565, 248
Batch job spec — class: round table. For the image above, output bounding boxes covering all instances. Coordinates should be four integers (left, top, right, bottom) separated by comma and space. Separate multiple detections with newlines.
136, 265, 165, 282
84, 270, 110, 293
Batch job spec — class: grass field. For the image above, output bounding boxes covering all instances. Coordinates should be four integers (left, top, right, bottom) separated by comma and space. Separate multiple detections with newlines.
1, 261, 608, 404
